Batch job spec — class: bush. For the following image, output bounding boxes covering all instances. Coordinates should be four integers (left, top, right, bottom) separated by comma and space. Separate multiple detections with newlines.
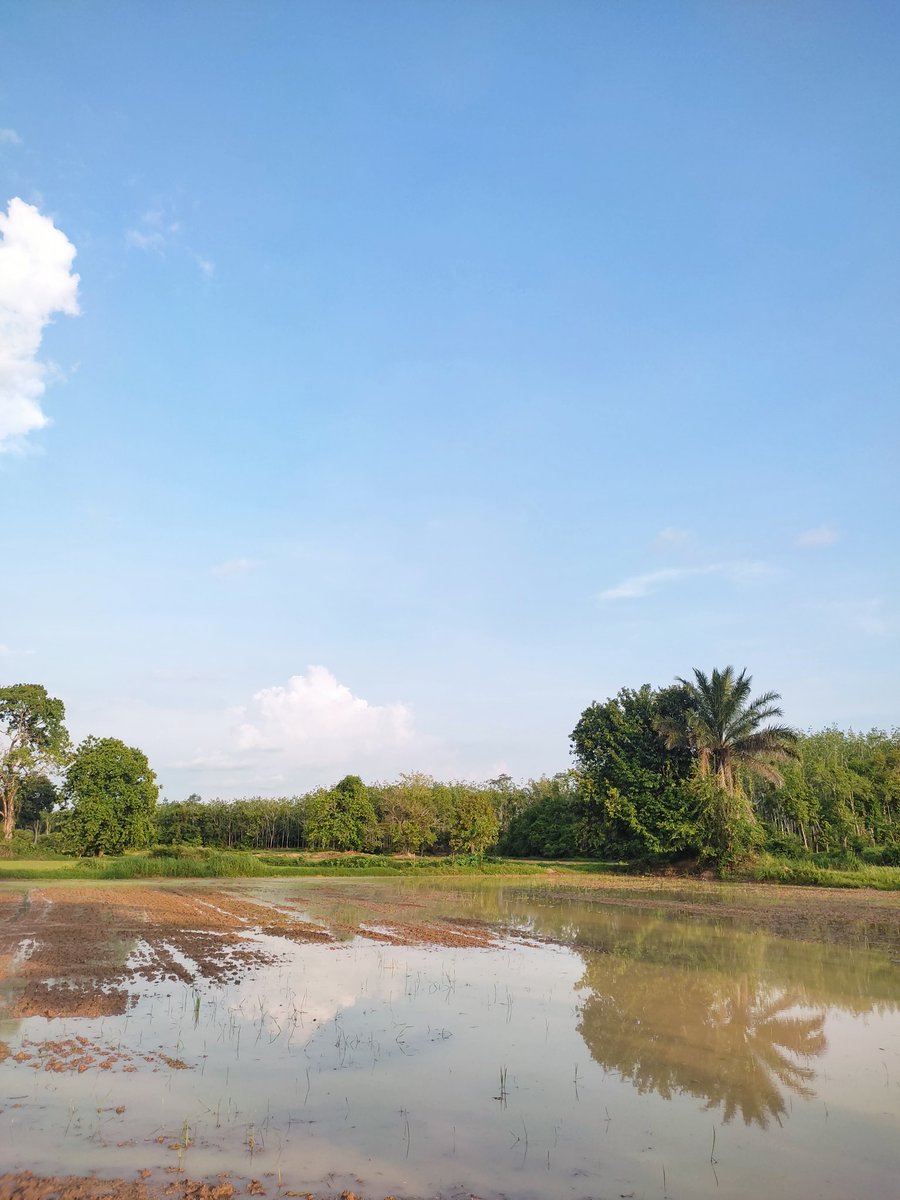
763, 831, 810, 859
148, 843, 212, 860
0, 831, 46, 858
859, 844, 900, 867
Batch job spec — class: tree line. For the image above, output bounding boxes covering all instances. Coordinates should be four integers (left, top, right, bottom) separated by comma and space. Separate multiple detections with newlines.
2, 674, 898, 867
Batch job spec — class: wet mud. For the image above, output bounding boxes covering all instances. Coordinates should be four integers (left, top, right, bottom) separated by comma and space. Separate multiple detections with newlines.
0, 884, 518, 1023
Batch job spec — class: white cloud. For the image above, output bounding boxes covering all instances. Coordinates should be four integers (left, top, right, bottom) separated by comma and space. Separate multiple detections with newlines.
599, 561, 774, 600
158, 667, 417, 793
234, 666, 414, 763
0, 130, 21, 146
796, 525, 840, 548
211, 557, 258, 577
0, 198, 80, 452
0, 644, 11, 656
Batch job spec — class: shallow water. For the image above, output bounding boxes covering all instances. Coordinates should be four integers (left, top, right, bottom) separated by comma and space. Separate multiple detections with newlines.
1, 878, 899, 1198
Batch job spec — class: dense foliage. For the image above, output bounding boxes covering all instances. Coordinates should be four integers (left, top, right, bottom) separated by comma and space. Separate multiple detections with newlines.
4, 673, 898, 876
63, 736, 159, 855
154, 774, 517, 857
571, 685, 695, 859
0, 684, 69, 840
752, 727, 900, 857
569, 673, 898, 867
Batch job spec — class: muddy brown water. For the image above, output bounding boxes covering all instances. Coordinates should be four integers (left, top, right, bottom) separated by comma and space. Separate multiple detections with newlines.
0, 877, 898, 1199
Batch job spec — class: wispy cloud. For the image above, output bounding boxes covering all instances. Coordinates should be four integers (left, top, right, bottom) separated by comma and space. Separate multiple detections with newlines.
653, 526, 693, 550
211, 557, 259, 578
0, 197, 80, 452
126, 228, 167, 252
796, 525, 839, 548
126, 205, 214, 278
599, 561, 774, 600
828, 599, 893, 636
0, 643, 34, 656
192, 253, 215, 278
126, 207, 180, 254
0, 129, 21, 146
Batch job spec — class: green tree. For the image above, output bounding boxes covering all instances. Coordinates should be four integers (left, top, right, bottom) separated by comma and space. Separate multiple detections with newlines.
305, 775, 379, 851
446, 787, 499, 855
156, 795, 206, 846
498, 773, 583, 858
17, 773, 59, 844
64, 737, 159, 855
376, 772, 439, 855
657, 668, 798, 864
0, 684, 69, 840
663, 667, 798, 794
571, 685, 695, 859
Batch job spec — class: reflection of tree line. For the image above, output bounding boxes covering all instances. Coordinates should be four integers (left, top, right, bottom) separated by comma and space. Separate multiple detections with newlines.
499, 900, 899, 1128
288, 883, 897, 1128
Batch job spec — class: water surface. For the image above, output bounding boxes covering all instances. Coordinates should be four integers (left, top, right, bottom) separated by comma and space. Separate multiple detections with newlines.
0, 878, 897, 1199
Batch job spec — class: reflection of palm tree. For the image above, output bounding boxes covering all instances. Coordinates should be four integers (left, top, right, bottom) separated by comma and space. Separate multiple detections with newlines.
577, 957, 826, 1127
703, 981, 826, 1124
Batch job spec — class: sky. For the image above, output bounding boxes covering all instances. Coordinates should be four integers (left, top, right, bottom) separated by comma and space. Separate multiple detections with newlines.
0, 1, 898, 800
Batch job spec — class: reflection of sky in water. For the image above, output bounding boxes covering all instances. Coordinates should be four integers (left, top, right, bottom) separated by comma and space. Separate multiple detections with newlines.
0, 880, 898, 1200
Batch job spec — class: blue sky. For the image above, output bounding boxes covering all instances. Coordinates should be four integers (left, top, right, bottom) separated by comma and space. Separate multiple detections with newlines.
1, 1, 897, 798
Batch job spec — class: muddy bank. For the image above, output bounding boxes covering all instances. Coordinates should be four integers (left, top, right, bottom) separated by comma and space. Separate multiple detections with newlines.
0, 878, 897, 1024
0, 1173, 393, 1200
0, 883, 512, 1021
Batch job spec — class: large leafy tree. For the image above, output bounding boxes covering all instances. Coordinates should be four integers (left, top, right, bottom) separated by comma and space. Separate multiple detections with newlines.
17, 773, 60, 844
571, 685, 695, 859
662, 667, 798, 794
0, 684, 69, 840
445, 786, 500, 856
375, 772, 439, 855
305, 775, 379, 851
64, 736, 159, 855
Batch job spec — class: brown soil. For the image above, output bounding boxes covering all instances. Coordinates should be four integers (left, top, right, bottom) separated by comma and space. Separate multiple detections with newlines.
0, 883, 518, 1024
5, 1034, 192, 1074
279, 885, 512, 949
0, 885, 309, 1020
0, 1175, 400, 1200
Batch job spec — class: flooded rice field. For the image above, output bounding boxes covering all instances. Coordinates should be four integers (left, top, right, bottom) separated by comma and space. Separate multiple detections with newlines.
0, 877, 898, 1199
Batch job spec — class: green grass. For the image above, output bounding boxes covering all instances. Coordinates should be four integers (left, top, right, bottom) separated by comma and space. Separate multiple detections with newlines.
737, 853, 900, 890
0, 850, 549, 881
3, 847, 900, 889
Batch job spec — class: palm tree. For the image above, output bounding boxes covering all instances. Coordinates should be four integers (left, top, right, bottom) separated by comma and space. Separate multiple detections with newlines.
662, 666, 798, 795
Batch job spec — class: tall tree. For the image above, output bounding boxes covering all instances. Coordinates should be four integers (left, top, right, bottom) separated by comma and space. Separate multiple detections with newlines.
0, 684, 69, 840
17, 773, 59, 845
571, 685, 695, 859
446, 786, 499, 856
662, 667, 798, 794
63, 736, 159, 855
376, 772, 439, 855
305, 775, 379, 852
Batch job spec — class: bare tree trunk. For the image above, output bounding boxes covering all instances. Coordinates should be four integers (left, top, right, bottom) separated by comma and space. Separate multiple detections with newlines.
1, 783, 15, 840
